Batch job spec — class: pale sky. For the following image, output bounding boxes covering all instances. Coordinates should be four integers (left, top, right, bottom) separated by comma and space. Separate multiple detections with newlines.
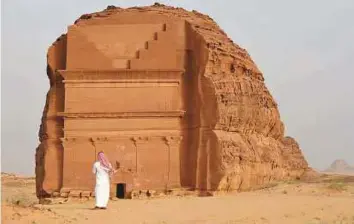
2, 0, 354, 175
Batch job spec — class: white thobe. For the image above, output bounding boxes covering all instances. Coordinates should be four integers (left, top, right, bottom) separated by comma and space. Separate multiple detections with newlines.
92, 161, 110, 207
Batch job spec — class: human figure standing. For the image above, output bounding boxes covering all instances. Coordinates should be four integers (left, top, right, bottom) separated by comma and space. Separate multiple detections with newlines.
92, 151, 115, 209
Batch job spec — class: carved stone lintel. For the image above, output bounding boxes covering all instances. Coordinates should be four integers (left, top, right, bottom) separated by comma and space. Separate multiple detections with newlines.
58, 69, 184, 81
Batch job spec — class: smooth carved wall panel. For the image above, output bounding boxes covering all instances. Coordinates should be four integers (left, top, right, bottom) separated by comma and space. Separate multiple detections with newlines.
64, 118, 181, 133
64, 86, 180, 112
135, 140, 169, 190
62, 141, 96, 190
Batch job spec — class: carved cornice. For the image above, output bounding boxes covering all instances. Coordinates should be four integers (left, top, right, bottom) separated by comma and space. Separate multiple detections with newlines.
61, 136, 181, 142
57, 69, 184, 81
60, 137, 108, 144
57, 111, 186, 118
63, 79, 180, 84
60, 136, 183, 151
63, 81, 180, 88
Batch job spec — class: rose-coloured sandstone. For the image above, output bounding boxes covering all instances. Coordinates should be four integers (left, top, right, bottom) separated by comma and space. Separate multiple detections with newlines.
35, 3, 310, 198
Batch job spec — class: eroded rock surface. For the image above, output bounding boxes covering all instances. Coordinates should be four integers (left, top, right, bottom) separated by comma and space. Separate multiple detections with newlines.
36, 3, 310, 197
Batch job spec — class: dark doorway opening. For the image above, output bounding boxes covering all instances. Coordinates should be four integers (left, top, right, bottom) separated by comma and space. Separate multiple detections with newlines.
116, 183, 126, 199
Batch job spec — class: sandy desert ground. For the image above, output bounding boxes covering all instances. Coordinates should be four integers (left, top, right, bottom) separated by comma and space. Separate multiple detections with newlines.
2, 172, 354, 224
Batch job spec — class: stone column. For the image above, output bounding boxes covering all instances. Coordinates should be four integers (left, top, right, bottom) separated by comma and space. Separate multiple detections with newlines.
131, 136, 149, 189
60, 137, 74, 193
164, 136, 183, 189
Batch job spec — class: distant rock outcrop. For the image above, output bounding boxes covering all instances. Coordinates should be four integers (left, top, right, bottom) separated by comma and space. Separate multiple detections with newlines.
324, 160, 354, 175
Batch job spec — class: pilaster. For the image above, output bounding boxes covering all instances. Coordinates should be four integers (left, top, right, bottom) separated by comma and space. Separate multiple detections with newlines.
164, 136, 183, 188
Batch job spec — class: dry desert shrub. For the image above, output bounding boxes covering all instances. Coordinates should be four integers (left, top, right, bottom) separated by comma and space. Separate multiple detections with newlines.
326, 181, 347, 192
257, 182, 279, 190
6, 192, 36, 207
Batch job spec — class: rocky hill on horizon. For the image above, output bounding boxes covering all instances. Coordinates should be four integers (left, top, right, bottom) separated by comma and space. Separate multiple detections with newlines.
324, 159, 354, 175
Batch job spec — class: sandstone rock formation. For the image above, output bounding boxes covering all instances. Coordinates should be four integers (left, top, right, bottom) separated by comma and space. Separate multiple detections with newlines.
36, 3, 310, 198
324, 160, 354, 175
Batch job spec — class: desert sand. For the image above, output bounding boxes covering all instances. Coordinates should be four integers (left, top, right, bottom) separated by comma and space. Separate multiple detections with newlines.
2, 172, 354, 224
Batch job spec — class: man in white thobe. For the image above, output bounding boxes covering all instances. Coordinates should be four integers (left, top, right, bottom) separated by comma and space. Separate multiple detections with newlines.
92, 151, 115, 209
